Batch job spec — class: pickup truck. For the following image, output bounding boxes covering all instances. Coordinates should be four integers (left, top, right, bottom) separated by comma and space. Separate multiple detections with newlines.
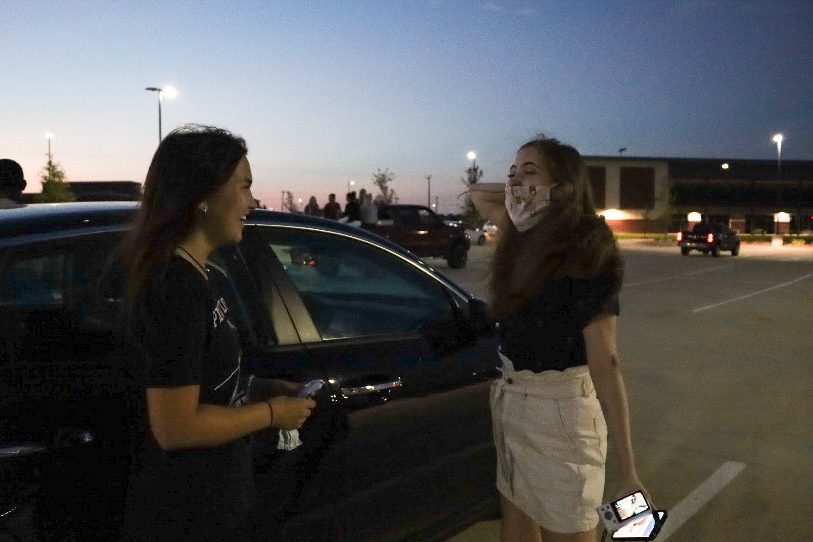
677, 223, 741, 256
374, 205, 471, 268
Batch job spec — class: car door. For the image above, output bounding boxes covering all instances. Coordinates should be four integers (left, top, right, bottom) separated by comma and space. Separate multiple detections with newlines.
205, 244, 343, 542
389, 207, 427, 255
240, 224, 499, 541
417, 208, 448, 258
0, 230, 134, 541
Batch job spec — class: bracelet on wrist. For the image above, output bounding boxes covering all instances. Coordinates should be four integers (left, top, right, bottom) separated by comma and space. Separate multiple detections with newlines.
265, 399, 274, 428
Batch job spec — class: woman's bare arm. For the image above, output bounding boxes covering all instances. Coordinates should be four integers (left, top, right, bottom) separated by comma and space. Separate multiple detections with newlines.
147, 386, 314, 451
583, 314, 646, 498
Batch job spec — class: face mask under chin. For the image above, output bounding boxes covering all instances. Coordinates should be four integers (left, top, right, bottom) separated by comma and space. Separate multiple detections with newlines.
504, 184, 555, 232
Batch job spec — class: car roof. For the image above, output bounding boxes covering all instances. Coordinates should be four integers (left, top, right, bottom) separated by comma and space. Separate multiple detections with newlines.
0, 201, 417, 256
386, 204, 432, 211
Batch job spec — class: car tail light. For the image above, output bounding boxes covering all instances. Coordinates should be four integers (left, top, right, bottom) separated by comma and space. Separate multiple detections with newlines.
676, 232, 683, 242
707, 233, 714, 243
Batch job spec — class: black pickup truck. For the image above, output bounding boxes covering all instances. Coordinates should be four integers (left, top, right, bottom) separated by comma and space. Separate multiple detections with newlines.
677, 223, 741, 256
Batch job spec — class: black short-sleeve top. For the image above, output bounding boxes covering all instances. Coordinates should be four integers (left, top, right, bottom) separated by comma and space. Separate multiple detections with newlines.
126, 255, 253, 540
496, 273, 620, 373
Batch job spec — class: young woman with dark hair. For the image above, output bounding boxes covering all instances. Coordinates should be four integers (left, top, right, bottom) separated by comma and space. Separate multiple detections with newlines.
121, 125, 315, 541
470, 136, 653, 542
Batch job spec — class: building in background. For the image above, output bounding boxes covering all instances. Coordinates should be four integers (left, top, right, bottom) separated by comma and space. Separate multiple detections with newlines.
584, 157, 813, 234
22, 181, 141, 204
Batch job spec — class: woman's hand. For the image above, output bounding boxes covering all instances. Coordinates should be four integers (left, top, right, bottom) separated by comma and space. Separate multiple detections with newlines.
468, 182, 506, 224
268, 396, 316, 430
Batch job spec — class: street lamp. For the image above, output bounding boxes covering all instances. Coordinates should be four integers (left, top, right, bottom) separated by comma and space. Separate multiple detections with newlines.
772, 133, 784, 222
45, 132, 54, 162
721, 163, 729, 170
347, 180, 355, 193
467, 151, 477, 170
145, 86, 178, 143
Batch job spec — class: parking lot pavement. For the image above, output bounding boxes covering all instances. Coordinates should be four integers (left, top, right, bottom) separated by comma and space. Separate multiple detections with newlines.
439, 240, 813, 542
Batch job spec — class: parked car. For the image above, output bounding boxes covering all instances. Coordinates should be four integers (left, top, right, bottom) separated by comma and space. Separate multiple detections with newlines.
0, 202, 499, 542
445, 220, 486, 246
374, 205, 471, 268
676, 222, 741, 256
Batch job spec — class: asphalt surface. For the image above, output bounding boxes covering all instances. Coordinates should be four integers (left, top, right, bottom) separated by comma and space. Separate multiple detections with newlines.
431, 240, 813, 542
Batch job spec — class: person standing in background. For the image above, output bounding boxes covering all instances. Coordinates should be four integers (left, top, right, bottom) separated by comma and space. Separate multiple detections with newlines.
360, 192, 378, 228
343, 191, 361, 222
323, 193, 341, 220
304, 196, 321, 217
0, 159, 27, 209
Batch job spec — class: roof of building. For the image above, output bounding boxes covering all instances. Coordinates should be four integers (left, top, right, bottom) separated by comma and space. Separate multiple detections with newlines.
583, 156, 813, 181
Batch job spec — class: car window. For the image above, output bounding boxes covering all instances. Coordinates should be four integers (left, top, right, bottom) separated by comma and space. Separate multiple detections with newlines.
0, 252, 66, 309
418, 209, 440, 226
391, 208, 419, 226
247, 227, 454, 340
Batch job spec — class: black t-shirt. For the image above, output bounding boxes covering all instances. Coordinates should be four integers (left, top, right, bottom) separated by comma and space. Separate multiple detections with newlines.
125, 255, 253, 541
497, 274, 620, 373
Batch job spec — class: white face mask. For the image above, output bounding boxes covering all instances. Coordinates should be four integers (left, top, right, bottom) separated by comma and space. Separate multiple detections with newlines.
504, 184, 555, 232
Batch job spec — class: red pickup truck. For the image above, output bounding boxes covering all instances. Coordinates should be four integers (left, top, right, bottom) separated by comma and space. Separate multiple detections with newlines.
373, 205, 471, 268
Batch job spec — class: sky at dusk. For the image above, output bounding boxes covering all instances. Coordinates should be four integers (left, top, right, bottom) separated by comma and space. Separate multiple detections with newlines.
3, 0, 812, 213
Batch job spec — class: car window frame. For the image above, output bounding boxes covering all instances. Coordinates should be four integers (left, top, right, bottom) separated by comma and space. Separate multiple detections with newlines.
240, 223, 469, 345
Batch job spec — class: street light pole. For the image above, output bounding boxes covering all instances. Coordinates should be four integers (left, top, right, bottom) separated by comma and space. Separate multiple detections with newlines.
145, 86, 177, 143
145, 87, 163, 142
772, 133, 783, 212
426, 175, 432, 207
45, 133, 54, 163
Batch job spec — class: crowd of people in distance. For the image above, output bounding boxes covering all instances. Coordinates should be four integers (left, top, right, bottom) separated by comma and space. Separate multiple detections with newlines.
302, 188, 380, 228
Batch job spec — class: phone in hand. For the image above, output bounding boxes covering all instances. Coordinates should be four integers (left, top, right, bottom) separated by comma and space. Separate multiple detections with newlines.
610, 510, 668, 540
298, 379, 325, 397
597, 491, 652, 531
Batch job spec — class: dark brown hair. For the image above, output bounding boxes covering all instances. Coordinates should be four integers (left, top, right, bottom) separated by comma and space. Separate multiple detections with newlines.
489, 135, 623, 317
120, 124, 247, 312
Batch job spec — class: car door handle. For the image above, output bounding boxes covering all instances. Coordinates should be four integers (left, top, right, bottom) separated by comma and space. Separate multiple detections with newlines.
340, 377, 403, 396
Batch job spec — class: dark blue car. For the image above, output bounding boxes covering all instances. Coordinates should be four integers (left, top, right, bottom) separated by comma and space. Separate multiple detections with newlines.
0, 202, 499, 542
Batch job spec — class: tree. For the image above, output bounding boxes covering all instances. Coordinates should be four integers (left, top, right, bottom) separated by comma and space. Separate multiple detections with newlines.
372, 168, 397, 204
37, 158, 75, 203
460, 162, 484, 225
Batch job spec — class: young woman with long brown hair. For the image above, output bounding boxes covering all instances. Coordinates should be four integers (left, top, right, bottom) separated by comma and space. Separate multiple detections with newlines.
470, 136, 653, 542
121, 125, 315, 541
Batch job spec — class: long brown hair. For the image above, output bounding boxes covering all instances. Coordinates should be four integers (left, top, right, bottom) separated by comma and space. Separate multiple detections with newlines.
120, 125, 247, 313
489, 136, 623, 317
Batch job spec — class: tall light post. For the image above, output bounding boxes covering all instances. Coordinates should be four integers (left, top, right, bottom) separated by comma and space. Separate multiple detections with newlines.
347, 180, 355, 193
426, 175, 432, 207
45, 132, 54, 162
467, 151, 477, 172
772, 133, 783, 208
145, 86, 177, 143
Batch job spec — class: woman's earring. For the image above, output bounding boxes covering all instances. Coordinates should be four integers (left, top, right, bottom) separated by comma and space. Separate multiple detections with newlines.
200, 204, 208, 216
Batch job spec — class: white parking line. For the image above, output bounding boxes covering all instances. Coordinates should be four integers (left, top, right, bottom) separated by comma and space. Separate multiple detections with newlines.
659, 461, 746, 540
624, 265, 730, 287
692, 271, 813, 313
